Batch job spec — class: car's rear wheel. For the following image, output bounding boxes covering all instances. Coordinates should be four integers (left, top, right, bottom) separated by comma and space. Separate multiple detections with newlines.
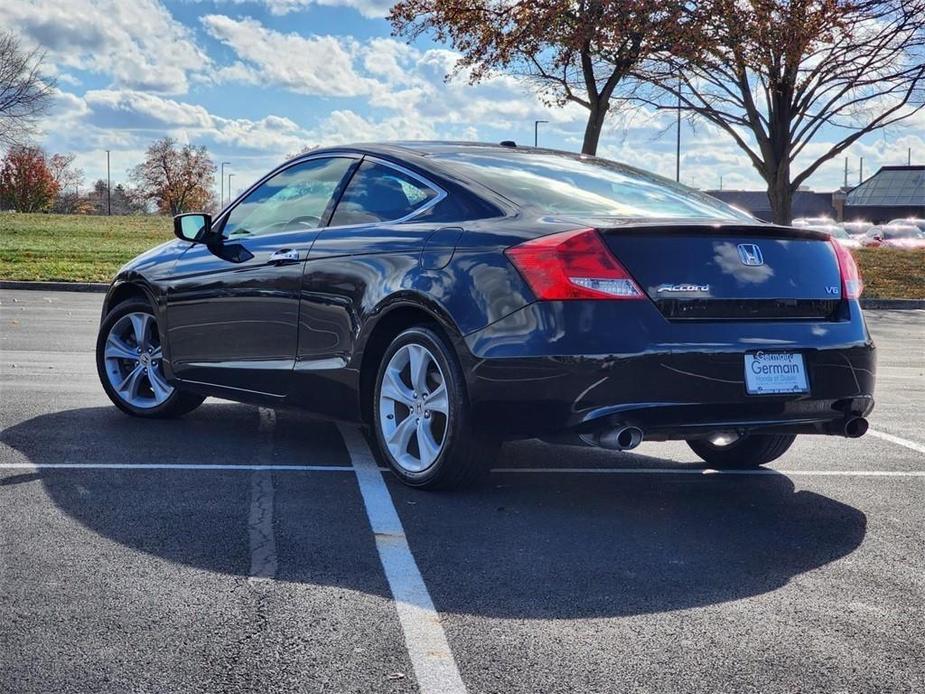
96, 299, 204, 418
687, 432, 796, 469
372, 326, 495, 489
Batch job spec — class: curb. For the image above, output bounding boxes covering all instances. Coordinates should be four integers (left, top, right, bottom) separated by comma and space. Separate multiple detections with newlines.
860, 298, 925, 310
1, 280, 923, 309
0, 280, 108, 293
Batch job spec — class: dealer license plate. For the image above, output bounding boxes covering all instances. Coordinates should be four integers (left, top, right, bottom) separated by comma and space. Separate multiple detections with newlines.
744, 351, 809, 395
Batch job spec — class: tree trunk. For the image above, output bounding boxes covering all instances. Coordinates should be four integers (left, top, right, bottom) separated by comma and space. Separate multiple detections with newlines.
581, 103, 608, 156
767, 179, 793, 226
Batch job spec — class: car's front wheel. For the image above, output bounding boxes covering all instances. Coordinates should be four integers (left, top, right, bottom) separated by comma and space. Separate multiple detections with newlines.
687, 432, 796, 469
96, 299, 204, 418
372, 326, 496, 489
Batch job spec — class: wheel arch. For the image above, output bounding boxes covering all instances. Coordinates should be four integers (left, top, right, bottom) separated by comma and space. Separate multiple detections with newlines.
102, 280, 157, 319
356, 296, 469, 427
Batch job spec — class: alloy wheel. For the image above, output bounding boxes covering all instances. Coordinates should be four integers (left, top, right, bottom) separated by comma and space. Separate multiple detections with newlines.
102, 311, 174, 408
708, 432, 741, 447
378, 343, 450, 473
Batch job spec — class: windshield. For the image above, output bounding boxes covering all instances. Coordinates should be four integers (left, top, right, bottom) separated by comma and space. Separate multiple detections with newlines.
883, 227, 924, 239
434, 150, 754, 221
888, 218, 925, 231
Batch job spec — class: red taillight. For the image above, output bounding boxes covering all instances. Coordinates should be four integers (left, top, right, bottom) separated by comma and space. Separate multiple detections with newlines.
830, 239, 863, 299
504, 228, 644, 300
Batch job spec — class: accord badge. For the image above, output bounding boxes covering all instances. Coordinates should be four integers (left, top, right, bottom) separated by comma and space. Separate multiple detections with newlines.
656, 283, 710, 294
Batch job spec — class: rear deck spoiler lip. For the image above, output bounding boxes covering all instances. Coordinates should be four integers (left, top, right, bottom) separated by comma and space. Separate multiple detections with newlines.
596, 223, 831, 242
538, 216, 831, 241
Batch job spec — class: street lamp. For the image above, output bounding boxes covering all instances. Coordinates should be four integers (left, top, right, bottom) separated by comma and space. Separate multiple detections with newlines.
105, 149, 111, 215
534, 120, 548, 148
220, 161, 230, 208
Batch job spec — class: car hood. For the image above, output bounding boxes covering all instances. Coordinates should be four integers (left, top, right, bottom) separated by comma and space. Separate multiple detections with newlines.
115, 239, 188, 281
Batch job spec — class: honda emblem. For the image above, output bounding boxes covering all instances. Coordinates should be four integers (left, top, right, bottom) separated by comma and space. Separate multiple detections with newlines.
737, 244, 764, 266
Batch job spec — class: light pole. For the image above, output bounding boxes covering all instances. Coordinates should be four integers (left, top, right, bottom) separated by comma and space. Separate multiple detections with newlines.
105, 149, 111, 215
534, 120, 548, 148
220, 161, 230, 208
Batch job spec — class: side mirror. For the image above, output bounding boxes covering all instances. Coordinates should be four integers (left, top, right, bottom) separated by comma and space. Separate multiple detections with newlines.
174, 213, 215, 244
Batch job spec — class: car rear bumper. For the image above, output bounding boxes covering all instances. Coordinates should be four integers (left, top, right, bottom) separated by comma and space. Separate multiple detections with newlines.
462, 299, 876, 439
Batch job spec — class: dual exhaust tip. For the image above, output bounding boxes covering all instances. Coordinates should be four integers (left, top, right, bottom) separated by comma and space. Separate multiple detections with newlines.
596, 425, 644, 451
592, 417, 868, 451
842, 416, 868, 438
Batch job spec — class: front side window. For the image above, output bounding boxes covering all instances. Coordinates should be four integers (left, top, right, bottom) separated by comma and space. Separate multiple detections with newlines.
329, 161, 439, 227
222, 157, 354, 238
434, 150, 754, 221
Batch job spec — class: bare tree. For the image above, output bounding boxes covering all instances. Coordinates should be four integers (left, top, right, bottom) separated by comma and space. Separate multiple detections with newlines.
644, 0, 925, 224
130, 137, 216, 215
0, 32, 55, 149
389, 0, 698, 155
48, 153, 83, 190
48, 152, 85, 213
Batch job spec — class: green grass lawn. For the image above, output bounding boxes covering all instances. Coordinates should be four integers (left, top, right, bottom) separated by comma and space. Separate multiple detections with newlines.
0, 213, 173, 283
853, 248, 925, 300
0, 212, 922, 298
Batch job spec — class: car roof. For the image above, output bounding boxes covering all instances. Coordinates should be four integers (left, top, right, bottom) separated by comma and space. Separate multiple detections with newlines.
309, 140, 584, 164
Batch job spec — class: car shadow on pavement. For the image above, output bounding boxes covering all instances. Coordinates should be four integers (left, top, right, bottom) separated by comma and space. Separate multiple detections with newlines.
2, 406, 867, 619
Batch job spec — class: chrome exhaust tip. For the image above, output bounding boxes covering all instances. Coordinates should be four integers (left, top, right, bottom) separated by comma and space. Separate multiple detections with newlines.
597, 425, 644, 451
844, 417, 869, 438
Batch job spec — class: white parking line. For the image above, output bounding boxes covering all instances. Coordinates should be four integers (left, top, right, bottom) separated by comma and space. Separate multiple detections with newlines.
337, 424, 467, 694
868, 429, 925, 455
0, 463, 354, 471
2, 462, 923, 477
492, 468, 925, 477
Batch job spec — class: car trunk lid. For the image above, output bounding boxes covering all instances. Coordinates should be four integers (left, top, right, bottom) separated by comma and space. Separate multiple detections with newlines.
599, 223, 843, 320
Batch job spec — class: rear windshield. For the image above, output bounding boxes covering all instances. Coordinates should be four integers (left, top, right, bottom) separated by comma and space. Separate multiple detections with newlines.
433, 150, 753, 221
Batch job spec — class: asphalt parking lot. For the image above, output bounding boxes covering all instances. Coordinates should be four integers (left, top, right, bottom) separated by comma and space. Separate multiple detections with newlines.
1, 289, 923, 694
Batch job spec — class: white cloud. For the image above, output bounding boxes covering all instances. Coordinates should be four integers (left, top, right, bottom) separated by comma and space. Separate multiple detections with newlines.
0, 0, 208, 94
262, 0, 393, 17
317, 109, 437, 142
201, 0, 393, 18
201, 15, 376, 97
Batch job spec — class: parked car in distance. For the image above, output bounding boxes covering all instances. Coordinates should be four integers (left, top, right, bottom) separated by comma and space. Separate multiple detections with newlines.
805, 223, 861, 249
886, 218, 925, 234
95, 141, 876, 489
792, 216, 836, 229
842, 220, 873, 237
861, 223, 925, 249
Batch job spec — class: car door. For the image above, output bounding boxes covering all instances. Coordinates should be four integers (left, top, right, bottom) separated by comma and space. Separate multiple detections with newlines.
290, 157, 446, 416
164, 155, 359, 398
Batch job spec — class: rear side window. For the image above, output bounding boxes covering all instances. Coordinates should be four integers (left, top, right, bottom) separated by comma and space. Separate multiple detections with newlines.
330, 161, 439, 226
434, 150, 753, 221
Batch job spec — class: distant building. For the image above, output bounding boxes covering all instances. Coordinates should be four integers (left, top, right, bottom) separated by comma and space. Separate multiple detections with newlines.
843, 166, 924, 223
705, 165, 924, 224
705, 189, 835, 222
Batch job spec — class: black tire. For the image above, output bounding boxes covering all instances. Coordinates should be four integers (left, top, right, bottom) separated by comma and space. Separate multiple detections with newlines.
687, 433, 796, 469
96, 299, 205, 418
372, 326, 497, 490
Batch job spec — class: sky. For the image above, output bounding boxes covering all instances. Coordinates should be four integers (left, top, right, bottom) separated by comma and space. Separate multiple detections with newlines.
2, 0, 923, 199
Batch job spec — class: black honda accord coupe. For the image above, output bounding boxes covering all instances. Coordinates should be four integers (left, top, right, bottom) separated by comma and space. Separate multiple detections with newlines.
96, 142, 875, 488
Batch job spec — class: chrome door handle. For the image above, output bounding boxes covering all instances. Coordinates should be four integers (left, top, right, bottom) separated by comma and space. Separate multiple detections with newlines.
268, 248, 300, 264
